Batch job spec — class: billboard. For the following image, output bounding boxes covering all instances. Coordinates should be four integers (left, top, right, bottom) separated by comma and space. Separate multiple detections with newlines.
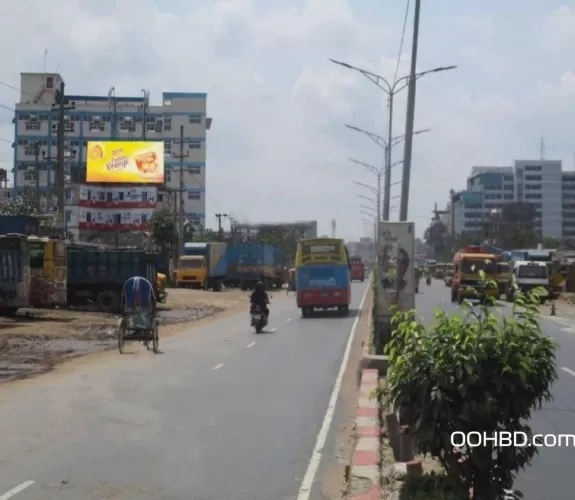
86, 141, 164, 184
377, 221, 415, 315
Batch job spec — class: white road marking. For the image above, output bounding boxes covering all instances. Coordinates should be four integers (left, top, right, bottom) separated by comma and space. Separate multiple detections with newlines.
296, 277, 371, 500
246, 341, 256, 348
286, 317, 292, 322
0, 481, 35, 499
561, 367, 575, 377
212, 363, 224, 370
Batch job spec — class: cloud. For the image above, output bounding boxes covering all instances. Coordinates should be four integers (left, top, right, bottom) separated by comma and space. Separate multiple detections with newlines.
0, 0, 573, 238
541, 5, 575, 52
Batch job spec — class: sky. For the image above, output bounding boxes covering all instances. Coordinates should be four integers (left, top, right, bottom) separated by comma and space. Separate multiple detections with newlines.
0, 0, 574, 240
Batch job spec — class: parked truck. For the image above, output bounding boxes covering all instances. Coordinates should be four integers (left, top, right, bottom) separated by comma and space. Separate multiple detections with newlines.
273, 246, 286, 289
178, 242, 228, 291
0, 215, 40, 236
226, 242, 276, 290
67, 244, 158, 313
0, 233, 31, 316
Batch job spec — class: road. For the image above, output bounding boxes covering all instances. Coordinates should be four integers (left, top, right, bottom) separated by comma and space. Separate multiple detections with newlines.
0, 281, 370, 500
416, 279, 575, 500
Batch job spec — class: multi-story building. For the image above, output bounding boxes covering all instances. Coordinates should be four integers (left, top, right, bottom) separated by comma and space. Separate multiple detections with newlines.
4, 71, 212, 241
450, 160, 575, 240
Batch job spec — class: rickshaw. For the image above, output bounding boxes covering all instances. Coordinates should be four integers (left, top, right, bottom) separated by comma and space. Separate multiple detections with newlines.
287, 268, 296, 294
117, 276, 160, 354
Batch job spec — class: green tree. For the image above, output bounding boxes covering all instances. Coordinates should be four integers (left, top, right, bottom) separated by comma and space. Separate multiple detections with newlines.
148, 210, 178, 252
424, 221, 451, 259
384, 290, 557, 499
0, 188, 38, 216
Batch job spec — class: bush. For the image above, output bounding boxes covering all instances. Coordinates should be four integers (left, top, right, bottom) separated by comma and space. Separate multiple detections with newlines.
385, 290, 558, 499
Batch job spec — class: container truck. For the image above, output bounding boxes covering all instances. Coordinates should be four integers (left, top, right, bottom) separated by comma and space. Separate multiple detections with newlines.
0, 215, 39, 236
273, 246, 286, 289
226, 242, 276, 290
178, 242, 228, 291
67, 245, 158, 313
0, 233, 31, 315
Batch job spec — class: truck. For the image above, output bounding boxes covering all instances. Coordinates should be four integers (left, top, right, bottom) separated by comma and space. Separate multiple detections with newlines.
0, 233, 31, 316
178, 242, 228, 291
0, 215, 39, 236
505, 260, 550, 304
272, 246, 286, 289
67, 245, 158, 313
226, 242, 276, 290
349, 256, 366, 282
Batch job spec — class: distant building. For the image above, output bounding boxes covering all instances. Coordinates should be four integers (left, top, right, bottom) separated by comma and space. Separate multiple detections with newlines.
1, 72, 212, 242
448, 160, 575, 240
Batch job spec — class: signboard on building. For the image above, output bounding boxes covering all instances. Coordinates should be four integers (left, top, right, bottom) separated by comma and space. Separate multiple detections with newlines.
86, 141, 164, 183
377, 221, 415, 315
77, 208, 154, 231
78, 185, 157, 209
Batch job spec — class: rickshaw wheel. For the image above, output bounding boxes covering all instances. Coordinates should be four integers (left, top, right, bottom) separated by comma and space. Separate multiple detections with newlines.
117, 318, 126, 354
152, 320, 160, 354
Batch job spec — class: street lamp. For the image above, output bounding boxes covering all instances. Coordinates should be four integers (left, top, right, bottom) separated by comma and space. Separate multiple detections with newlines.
345, 124, 431, 151
331, 57, 456, 219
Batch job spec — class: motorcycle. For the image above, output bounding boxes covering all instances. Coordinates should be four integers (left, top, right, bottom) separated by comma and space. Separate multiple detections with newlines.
251, 304, 268, 333
426, 276, 431, 286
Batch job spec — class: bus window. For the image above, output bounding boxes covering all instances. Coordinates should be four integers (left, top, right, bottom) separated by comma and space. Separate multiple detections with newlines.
29, 242, 44, 269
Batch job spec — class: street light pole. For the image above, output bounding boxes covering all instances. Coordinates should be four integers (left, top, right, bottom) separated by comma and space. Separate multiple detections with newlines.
400, 0, 422, 221
346, 130, 430, 220
331, 57, 457, 219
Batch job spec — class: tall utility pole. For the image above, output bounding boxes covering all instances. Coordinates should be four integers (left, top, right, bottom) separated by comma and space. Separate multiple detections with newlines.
399, 0, 422, 221
215, 213, 228, 240
33, 141, 41, 213
169, 126, 189, 251
141, 89, 149, 140
331, 58, 456, 220
109, 87, 117, 139
53, 81, 75, 228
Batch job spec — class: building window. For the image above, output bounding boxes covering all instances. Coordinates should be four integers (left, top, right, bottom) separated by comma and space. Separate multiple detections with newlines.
65, 210, 71, 222
141, 213, 148, 224
189, 115, 202, 124
188, 192, 201, 200
187, 166, 201, 175
119, 119, 136, 132
89, 121, 105, 132
86, 212, 92, 222
46, 77, 54, 89
113, 213, 121, 225
25, 121, 41, 131
164, 141, 172, 153
164, 117, 172, 131
188, 141, 201, 149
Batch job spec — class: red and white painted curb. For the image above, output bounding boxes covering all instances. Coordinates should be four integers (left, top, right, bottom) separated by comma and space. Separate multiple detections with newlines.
349, 368, 381, 499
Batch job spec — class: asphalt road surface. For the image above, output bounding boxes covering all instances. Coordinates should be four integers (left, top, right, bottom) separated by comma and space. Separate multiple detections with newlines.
417, 279, 575, 500
0, 281, 369, 500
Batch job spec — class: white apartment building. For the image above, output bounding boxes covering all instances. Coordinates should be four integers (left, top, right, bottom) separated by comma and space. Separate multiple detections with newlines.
4, 72, 211, 241
451, 160, 575, 240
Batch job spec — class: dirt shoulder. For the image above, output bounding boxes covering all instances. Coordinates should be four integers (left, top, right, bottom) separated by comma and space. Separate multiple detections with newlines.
0, 287, 263, 383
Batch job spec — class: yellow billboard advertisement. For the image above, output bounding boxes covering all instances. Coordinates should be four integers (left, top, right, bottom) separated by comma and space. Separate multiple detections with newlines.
86, 141, 165, 183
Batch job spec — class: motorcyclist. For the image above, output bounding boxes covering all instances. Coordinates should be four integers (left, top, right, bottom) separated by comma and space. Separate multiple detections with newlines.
250, 281, 270, 318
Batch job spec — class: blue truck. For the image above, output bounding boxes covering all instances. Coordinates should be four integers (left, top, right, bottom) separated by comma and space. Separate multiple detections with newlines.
226, 242, 277, 290
0, 215, 39, 236
180, 242, 228, 291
